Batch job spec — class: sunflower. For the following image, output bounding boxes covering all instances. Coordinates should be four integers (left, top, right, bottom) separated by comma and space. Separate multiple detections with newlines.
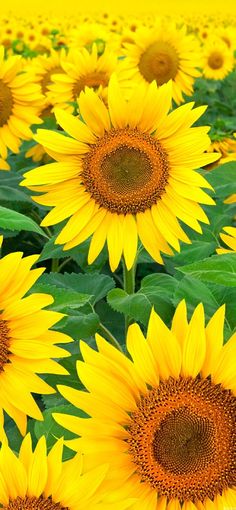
202, 38, 234, 80
31, 49, 67, 117
22, 78, 218, 270
118, 20, 202, 104
0, 45, 43, 169
0, 434, 134, 510
22, 78, 219, 271
54, 301, 236, 509
48, 44, 118, 111
225, 193, 236, 204
204, 136, 236, 169
0, 248, 72, 439
217, 226, 236, 253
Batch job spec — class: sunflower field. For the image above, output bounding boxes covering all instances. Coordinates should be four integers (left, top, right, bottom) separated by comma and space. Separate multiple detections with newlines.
0, 2, 236, 509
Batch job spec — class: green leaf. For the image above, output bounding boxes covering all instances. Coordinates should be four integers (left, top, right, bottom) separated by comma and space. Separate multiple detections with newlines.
57, 311, 100, 340
107, 274, 176, 326
173, 275, 219, 319
37, 272, 115, 304
0, 205, 48, 237
34, 404, 87, 454
163, 241, 217, 275
0, 185, 32, 203
179, 253, 236, 286
31, 282, 92, 311
203, 162, 236, 198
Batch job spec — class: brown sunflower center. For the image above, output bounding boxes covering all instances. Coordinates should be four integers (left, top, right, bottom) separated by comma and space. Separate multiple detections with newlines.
208, 51, 224, 70
73, 71, 109, 99
4, 496, 68, 510
81, 128, 169, 214
0, 80, 13, 127
138, 40, 179, 86
127, 376, 236, 503
0, 319, 10, 372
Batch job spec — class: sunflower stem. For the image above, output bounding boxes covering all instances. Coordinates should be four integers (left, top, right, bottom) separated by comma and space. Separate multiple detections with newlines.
51, 258, 59, 272
98, 323, 123, 352
123, 259, 136, 335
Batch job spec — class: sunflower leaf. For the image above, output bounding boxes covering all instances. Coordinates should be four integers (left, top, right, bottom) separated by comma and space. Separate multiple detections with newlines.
178, 253, 236, 286
0, 205, 48, 237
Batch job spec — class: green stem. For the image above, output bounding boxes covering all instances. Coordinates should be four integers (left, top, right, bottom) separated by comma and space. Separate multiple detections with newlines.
122, 259, 137, 334
58, 257, 72, 272
51, 258, 59, 272
98, 323, 123, 352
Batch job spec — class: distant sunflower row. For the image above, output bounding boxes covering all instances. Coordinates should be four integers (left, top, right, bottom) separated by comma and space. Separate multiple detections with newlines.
0, 14, 236, 170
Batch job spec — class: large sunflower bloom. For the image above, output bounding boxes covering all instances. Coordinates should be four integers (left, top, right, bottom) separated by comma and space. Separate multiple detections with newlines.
0, 434, 134, 510
54, 302, 236, 509
0, 46, 43, 169
0, 249, 71, 439
21, 78, 218, 272
118, 20, 202, 104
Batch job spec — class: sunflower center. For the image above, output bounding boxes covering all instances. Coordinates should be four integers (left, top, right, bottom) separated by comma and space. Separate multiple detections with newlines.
153, 406, 214, 475
4, 496, 68, 510
81, 128, 169, 214
138, 40, 179, 85
73, 71, 109, 99
0, 80, 13, 127
0, 319, 10, 372
208, 51, 224, 70
127, 376, 236, 503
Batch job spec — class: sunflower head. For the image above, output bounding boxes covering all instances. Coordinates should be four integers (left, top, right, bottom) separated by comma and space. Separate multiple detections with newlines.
22, 77, 219, 271
54, 301, 236, 509
0, 434, 135, 510
0, 249, 72, 438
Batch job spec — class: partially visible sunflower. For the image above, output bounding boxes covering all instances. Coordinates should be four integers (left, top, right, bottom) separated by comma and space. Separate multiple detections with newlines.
54, 301, 236, 510
49, 44, 118, 111
217, 226, 236, 253
204, 135, 236, 169
225, 193, 236, 204
0, 434, 134, 510
22, 78, 218, 271
0, 45, 43, 169
202, 38, 234, 80
118, 20, 202, 104
0, 249, 72, 439
31, 49, 67, 117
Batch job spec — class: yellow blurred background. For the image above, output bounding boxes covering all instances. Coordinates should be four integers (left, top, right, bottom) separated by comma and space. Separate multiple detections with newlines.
3, 0, 236, 15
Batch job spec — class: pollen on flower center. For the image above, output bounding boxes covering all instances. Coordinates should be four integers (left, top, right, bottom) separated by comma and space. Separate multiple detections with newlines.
208, 51, 224, 69
0, 319, 10, 372
138, 40, 179, 85
5, 496, 68, 510
81, 128, 169, 214
73, 71, 109, 98
0, 80, 13, 127
127, 376, 236, 503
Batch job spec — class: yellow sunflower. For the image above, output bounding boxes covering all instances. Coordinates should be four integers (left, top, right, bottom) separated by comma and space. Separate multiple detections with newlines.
0, 435, 134, 510
217, 226, 236, 253
202, 38, 234, 80
0, 45, 43, 169
31, 49, 67, 117
54, 301, 236, 510
0, 248, 71, 439
21, 78, 219, 272
118, 20, 202, 104
204, 136, 236, 169
48, 44, 118, 111
225, 193, 236, 204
